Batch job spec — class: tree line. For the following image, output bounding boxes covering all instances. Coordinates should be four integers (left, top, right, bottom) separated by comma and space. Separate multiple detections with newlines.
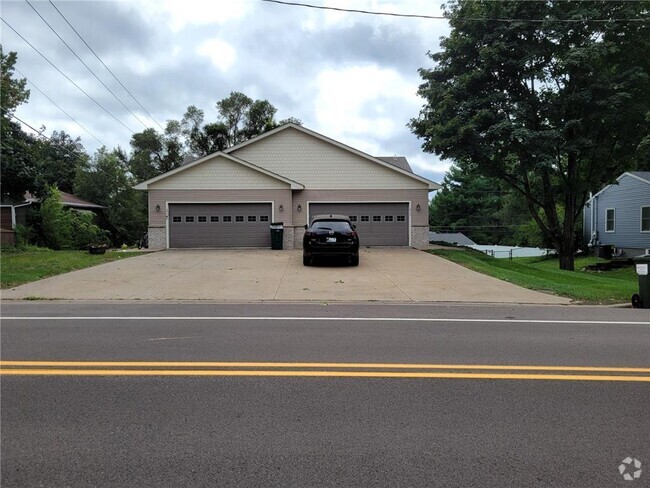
1, 45, 299, 248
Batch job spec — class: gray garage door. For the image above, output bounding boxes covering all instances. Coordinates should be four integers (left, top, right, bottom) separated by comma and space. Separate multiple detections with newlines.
309, 203, 409, 246
169, 203, 272, 248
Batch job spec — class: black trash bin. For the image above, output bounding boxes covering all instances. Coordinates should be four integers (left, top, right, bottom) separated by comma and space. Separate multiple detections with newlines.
270, 222, 284, 250
632, 254, 650, 308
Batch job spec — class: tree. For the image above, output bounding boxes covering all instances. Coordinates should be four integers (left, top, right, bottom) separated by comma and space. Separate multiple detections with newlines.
75, 147, 147, 246
181, 105, 229, 156
429, 163, 512, 245
216, 92, 280, 146
410, 0, 650, 269
128, 122, 185, 182
0, 46, 29, 118
33, 130, 89, 195
1, 46, 37, 200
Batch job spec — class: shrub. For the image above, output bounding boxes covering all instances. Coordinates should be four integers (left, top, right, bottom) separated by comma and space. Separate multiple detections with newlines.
14, 224, 36, 249
35, 186, 108, 250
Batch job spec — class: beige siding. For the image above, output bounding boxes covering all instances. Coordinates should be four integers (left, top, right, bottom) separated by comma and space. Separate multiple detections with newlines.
290, 189, 430, 227
148, 189, 292, 227
231, 128, 429, 190
149, 155, 289, 191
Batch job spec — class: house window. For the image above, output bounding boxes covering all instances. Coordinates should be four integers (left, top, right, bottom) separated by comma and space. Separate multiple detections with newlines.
235, 216, 244, 222
260, 215, 269, 222
185, 216, 194, 223
361, 216, 369, 222
385, 215, 394, 222
349, 216, 357, 222
172, 216, 181, 223
198, 216, 207, 223
396, 215, 405, 222
248, 216, 257, 222
642, 206, 650, 232
606, 208, 615, 232
223, 216, 232, 223
211, 216, 219, 223
373, 216, 381, 222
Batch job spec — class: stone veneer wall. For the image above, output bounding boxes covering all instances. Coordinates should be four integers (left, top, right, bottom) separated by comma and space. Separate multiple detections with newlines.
411, 226, 430, 249
282, 226, 295, 250
148, 226, 166, 250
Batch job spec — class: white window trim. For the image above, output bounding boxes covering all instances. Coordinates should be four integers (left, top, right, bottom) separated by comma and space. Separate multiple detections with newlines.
605, 208, 615, 233
641, 206, 650, 233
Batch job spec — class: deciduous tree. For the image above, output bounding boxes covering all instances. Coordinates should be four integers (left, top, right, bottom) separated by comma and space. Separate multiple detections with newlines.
410, 0, 650, 269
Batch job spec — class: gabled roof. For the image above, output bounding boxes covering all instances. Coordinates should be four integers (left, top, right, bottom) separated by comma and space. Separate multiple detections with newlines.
225, 123, 440, 190
133, 151, 305, 190
20, 192, 105, 209
629, 171, 650, 184
428, 232, 476, 246
588, 171, 650, 202
376, 156, 413, 173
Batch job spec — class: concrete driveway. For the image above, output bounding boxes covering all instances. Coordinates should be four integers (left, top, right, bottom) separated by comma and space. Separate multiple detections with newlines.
1, 248, 570, 304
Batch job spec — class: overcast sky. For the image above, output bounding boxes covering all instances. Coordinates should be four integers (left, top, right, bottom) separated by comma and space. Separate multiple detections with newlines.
2, 0, 451, 183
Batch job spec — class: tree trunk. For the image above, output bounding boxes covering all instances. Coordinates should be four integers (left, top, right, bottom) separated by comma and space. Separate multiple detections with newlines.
558, 243, 575, 271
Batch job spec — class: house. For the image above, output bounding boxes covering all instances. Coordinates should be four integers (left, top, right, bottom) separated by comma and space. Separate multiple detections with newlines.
428, 232, 476, 247
0, 192, 105, 245
134, 124, 440, 250
583, 172, 650, 257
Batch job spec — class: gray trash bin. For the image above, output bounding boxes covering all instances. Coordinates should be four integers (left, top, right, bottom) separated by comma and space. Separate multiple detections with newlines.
632, 254, 650, 308
270, 222, 283, 250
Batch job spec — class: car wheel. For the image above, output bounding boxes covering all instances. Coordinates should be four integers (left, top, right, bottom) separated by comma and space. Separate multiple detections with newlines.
303, 255, 311, 266
350, 255, 359, 266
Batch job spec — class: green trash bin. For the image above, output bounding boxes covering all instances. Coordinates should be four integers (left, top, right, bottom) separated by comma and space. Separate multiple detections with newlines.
270, 222, 284, 250
632, 254, 650, 308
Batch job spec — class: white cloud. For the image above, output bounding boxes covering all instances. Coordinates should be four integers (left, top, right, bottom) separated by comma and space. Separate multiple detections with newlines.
409, 155, 451, 175
313, 64, 420, 145
197, 39, 237, 73
139, 0, 252, 32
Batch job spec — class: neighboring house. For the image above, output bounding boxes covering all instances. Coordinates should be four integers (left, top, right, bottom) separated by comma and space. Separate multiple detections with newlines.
0, 191, 105, 228
134, 124, 440, 250
583, 172, 650, 257
428, 232, 476, 247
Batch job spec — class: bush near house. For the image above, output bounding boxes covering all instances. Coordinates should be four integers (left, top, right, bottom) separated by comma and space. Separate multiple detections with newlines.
27, 186, 109, 250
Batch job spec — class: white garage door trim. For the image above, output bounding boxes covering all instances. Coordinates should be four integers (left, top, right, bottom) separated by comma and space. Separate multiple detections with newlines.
307, 200, 411, 246
166, 201, 276, 248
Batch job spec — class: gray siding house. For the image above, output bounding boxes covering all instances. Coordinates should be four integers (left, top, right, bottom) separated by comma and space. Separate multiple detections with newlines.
583, 172, 650, 257
134, 124, 440, 250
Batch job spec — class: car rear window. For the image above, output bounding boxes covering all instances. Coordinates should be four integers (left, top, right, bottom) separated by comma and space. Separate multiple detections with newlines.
311, 221, 352, 232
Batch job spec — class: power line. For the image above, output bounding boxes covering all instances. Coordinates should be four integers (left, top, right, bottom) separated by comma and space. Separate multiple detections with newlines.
25, 0, 149, 130
15, 68, 106, 147
10, 113, 89, 162
48, 0, 165, 132
1, 19, 134, 134
9, 113, 141, 197
259, 0, 647, 23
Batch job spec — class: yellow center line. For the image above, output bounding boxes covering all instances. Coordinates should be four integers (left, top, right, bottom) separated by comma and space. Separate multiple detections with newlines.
2, 361, 649, 373
1, 369, 649, 382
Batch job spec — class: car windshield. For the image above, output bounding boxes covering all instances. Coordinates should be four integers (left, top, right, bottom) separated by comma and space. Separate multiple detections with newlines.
312, 221, 352, 232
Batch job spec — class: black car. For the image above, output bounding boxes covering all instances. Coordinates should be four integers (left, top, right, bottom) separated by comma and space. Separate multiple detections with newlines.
303, 214, 359, 266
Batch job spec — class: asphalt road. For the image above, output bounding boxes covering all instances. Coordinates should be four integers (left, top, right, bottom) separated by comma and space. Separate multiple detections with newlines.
2, 302, 649, 487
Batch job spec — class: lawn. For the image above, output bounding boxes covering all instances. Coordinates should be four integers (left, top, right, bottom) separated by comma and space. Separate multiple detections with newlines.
428, 249, 639, 304
1, 247, 145, 289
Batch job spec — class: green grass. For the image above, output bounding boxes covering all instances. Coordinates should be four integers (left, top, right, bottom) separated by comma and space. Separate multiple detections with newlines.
1, 246, 145, 289
428, 249, 638, 304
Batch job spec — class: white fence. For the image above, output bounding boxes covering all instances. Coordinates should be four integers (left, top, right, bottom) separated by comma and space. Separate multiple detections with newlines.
469, 245, 555, 259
